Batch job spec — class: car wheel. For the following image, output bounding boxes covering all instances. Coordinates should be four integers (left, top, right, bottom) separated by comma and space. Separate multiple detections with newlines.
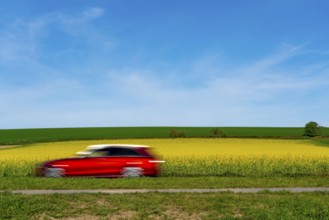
121, 167, 144, 177
44, 168, 65, 178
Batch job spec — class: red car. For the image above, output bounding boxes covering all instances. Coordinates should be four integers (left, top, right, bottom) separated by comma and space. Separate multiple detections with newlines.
36, 144, 164, 177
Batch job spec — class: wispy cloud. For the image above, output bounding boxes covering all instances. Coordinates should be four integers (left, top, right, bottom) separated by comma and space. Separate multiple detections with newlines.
28, 7, 105, 28
1, 5, 329, 128
0, 7, 105, 59
90, 45, 329, 127
0, 7, 108, 86
244, 44, 303, 74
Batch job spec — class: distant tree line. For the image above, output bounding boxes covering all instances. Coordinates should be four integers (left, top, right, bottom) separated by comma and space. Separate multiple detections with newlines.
168, 122, 325, 138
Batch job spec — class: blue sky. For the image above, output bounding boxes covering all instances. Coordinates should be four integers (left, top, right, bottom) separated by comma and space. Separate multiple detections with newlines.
1, 0, 329, 128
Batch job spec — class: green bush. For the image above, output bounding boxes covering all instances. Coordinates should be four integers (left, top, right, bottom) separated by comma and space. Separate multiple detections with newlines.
209, 128, 226, 138
303, 121, 321, 137
169, 129, 186, 138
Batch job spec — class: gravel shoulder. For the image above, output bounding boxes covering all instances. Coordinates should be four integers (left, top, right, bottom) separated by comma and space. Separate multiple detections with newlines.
2, 188, 329, 194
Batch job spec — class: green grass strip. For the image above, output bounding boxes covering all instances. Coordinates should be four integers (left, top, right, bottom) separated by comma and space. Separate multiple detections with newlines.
1, 177, 329, 190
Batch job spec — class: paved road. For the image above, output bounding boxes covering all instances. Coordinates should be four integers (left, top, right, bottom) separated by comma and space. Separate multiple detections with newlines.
2, 188, 329, 195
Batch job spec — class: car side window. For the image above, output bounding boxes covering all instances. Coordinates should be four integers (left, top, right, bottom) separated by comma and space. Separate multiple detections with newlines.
107, 147, 141, 156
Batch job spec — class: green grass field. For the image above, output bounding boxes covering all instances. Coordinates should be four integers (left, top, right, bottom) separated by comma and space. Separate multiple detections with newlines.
1, 191, 329, 219
2, 126, 329, 145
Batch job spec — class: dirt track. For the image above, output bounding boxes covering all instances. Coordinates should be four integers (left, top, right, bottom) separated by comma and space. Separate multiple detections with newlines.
2, 188, 329, 195
0, 145, 20, 149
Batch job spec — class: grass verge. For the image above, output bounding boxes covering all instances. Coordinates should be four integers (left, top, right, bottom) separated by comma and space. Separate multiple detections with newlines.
1, 177, 329, 190
1, 191, 329, 219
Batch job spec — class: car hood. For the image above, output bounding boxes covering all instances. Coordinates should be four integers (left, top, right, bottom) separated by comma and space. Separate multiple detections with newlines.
42, 157, 83, 166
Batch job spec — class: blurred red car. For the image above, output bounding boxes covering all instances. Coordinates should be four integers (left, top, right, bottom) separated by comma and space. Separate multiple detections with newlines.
36, 144, 164, 178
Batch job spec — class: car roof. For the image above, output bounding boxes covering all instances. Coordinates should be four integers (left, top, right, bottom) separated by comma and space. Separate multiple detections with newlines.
86, 144, 150, 150
75, 144, 150, 155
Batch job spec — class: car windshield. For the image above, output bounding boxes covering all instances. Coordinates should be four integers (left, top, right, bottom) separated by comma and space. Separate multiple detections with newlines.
75, 149, 95, 156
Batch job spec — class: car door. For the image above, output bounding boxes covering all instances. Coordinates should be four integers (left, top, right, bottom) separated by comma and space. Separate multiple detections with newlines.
107, 147, 147, 176
64, 148, 117, 176
100, 147, 139, 176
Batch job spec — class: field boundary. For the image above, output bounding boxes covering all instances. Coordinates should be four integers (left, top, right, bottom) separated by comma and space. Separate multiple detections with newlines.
2, 126, 329, 145
3, 188, 329, 194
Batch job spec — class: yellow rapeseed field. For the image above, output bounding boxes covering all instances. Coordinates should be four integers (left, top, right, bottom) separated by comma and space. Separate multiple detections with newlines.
1, 138, 328, 159
1, 138, 329, 177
